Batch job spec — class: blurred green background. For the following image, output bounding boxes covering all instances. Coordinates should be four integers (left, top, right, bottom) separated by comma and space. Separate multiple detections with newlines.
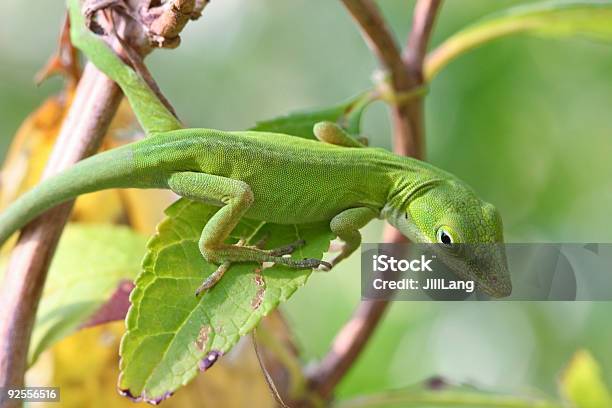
1, 0, 611, 401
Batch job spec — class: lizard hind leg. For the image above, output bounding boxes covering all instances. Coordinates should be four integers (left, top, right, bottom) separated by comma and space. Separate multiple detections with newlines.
313, 121, 367, 148
167, 172, 330, 293
194, 238, 310, 296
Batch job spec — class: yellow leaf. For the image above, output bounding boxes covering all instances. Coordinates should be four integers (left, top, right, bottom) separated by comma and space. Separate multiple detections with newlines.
27, 320, 278, 408
0, 92, 173, 233
560, 350, 612, 408
0, 93, 65, 209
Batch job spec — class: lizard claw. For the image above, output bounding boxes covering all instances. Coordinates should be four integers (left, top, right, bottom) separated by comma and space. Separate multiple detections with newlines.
317, 262, 332, 272
297, 258, 332, 271
195, 239, 327, 296
195, 261, 231, 296
267, 239, 306, 256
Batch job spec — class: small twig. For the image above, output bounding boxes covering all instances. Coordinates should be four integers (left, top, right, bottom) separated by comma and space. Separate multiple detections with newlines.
253, 319, 307, 400
35, 14, 82, 86
105, 8, 181, 119
252, 329, 290, 408
307, 298, 389, 399
390, 0, 442, 159
144, 0, 210, 48
403, 0, 443, 79
340, 0, 413, 91
307, 0, 443, 402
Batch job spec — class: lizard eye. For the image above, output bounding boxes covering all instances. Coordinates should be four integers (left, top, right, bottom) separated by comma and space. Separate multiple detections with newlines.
436, 227, 454, 246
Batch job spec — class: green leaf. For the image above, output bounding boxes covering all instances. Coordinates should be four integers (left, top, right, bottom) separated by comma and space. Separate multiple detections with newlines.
117, 98, 362, 401
426, 0, 612, 80
118, 200, 333, 402
560, 350, 612, 408
20, 224, 146, 364
336, 382, 563, 408
251, 92, 372, 138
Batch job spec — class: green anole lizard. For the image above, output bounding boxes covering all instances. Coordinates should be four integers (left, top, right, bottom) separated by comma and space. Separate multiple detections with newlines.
0, 0, 511, 298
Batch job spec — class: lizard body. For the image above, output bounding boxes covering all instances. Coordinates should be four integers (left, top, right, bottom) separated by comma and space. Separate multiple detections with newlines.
0, 130, 398, 229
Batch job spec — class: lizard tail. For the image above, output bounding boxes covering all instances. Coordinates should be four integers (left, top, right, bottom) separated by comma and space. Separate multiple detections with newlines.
0, 145, 137, 247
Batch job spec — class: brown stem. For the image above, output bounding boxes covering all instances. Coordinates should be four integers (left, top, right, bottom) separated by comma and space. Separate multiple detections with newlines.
0, 1, 207, 400
307, 0, 442, 401
403, 0, 443, 78
0, 63, 122, 402
393, 0, 442, 159
306, 299, 389, 400
340, 0, 409, 89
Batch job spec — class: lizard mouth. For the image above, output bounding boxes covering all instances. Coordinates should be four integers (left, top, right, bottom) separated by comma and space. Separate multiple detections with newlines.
469, 252, 512, 298
477, 276, 512, 298
432, 243, 513, 299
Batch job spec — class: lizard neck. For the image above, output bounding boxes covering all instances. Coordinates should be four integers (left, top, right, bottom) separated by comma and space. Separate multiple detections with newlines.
380, 156, 451, 242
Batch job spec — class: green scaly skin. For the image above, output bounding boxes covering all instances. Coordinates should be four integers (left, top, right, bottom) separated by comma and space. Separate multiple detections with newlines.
0, 0, 511, 297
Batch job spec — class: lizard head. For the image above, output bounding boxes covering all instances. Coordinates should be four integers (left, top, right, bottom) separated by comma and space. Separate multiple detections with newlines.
384, 178, 511, 298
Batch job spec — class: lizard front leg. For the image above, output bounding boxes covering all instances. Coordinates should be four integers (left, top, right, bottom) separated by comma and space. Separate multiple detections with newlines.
328, 207, 378, 266
167, 172, 330, 291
